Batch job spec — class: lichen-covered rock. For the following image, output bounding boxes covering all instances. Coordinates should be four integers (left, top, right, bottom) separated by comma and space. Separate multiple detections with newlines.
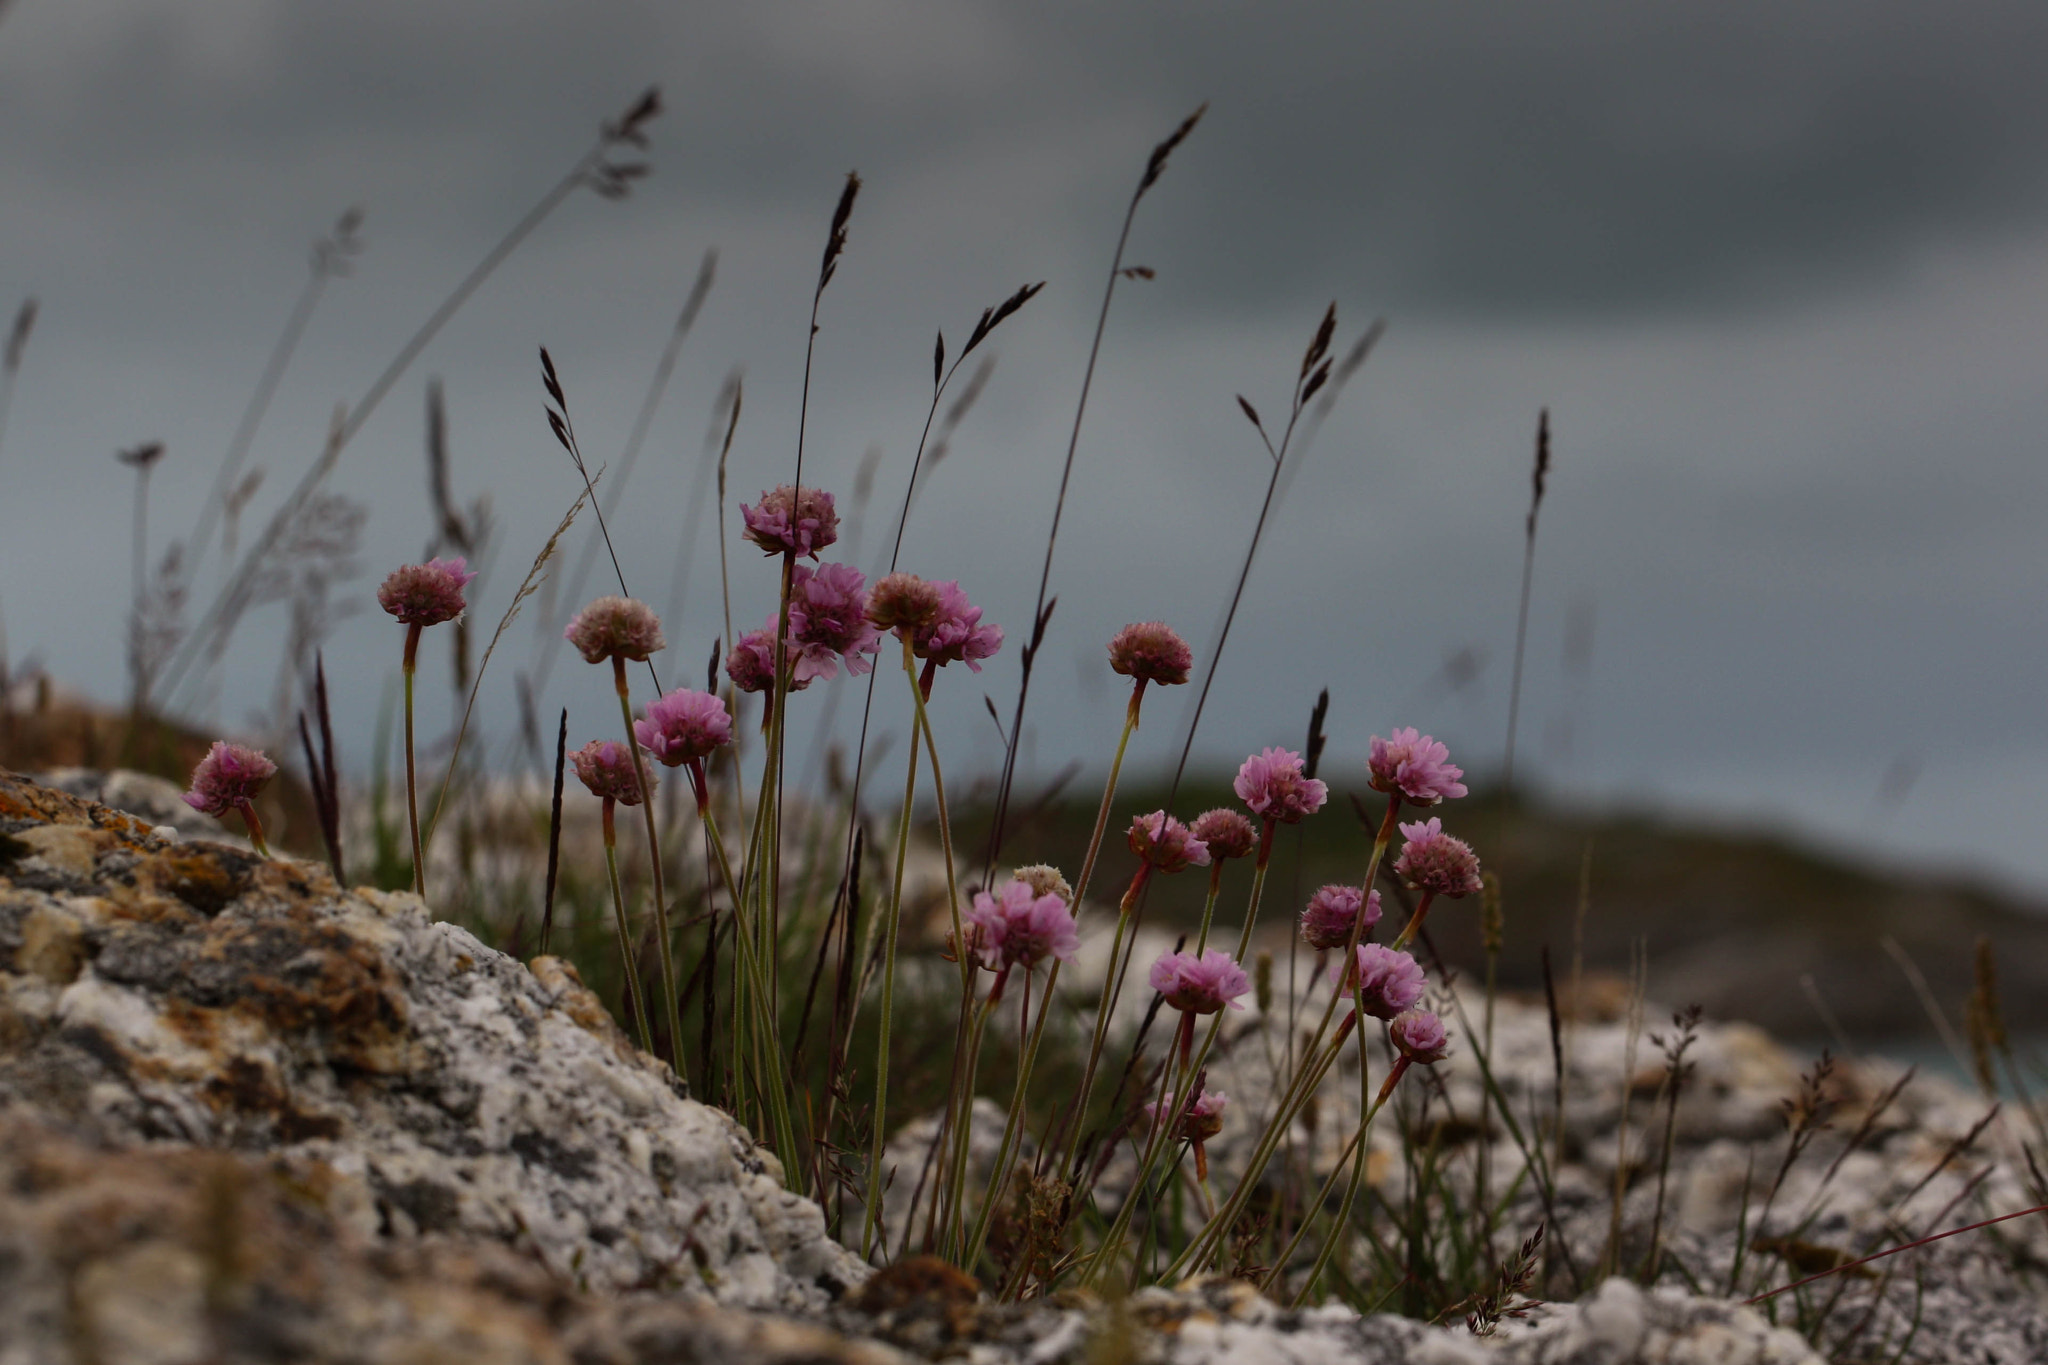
0, 767, 865, 1314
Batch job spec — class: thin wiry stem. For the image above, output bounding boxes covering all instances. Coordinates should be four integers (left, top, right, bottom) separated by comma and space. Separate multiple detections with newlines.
1502, 408, 1551, 790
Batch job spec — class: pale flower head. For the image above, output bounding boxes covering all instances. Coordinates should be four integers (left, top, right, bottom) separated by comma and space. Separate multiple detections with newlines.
1108, 621, 1192, 687
1233, 746, 1328, 824
1189, 808, 1256, 862
634, 688, 733, 767
1010, 864, 1072, 902
741, 484, 839, 558
1127, 811, 1210, 874
1394, 817, 1484, 898
572, 739, 650, 806
1391, 1009, 1451, 1064
377, 557, 477, 628
183, 741, 277, 817
866, 572, 945, 632
1149, 949, 1250, 1015
964, 880, 1079, 972
1300, 884, 1383, 951
1367, 727, 1469, 807
1334, 943, 1427, 1019
565, 595, 665, 665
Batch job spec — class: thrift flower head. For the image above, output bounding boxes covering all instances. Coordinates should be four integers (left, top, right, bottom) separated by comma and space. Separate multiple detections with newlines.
377, 557, 477, 628
634, 688, 733, 766
911, 581, 1003, 672
788, 562, 881, 683
1391, 1009, 1451, 1064
741, 484, 838, 558
1367, 727, 1469, 807
183, 741, 277, 817
1108, 621, 1192, 687
572, 740, 651, 806
965, 880, 1079, 972
1149, 949, 1250, 1015
1233, 747, 1329, 824
1127, 811, 1211, 874
1300, 884, 1383, 951
565, 596, 665, 665
866, 572, 944, 632
1011, 864, 1072, 902
1394, 817, 1484, 898
724, 627, 812, 696
1189, 808, 1256, 862
1146, 1088, 1227, 1142
1335, 943, 1427, 1019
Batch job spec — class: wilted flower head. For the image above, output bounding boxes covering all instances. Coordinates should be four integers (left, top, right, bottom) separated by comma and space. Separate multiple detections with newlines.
866, 572, 944, 632
634, 688, 733, 766
788, 562, 881, 683
725, 627, 813, 696
1367, 727, 1469, 807
565, 595, 665, 665
377, 557, 477, 628
911, 581, 1002, 672
1145, 1088, 1227, 1142
1394, 817, 1484, 898
1149, 949, 1250, 1015
1391, 1009, 1451, 1064
1189, 808, 1256, 862
1334, 943, 1428, 1019
1108, 621, 1192, 687
1300, 884, 1383, 951
965, 880, 1079, 972
572, 740, 651, 806
741, 484, 838, 558
183, 741, 277, 817
1011, 864, 1072, 902
1233, 747, 1328, 824
1127, 811, 1210, 874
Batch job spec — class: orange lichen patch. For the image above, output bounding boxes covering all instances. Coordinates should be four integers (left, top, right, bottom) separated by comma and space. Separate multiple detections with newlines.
0, 767, 163, 848
530, 955, 635, 1060
854, 1255, 980, 1313
139, 846, 254, 917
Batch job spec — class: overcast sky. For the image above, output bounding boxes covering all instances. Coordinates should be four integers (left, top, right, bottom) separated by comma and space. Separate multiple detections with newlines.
5, 2, 2048, 893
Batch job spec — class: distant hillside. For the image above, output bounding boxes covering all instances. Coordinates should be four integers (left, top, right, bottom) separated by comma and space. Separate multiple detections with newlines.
942, 775, 2048, 1041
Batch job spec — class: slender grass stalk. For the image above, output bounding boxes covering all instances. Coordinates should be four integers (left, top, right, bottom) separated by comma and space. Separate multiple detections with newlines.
402, 624, 425, 895
540, 708, 567, 955
1501, 409, 1551, 791
0, 297, 37, 473
600, 797, 654, 1055
613, 656, 680, 1073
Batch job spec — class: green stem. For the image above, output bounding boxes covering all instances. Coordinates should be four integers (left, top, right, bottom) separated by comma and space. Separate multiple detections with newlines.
700, 800, 800, 1184
401, 625, 424, 897
602, 803, 655, 1056
615, 660, 680, 1076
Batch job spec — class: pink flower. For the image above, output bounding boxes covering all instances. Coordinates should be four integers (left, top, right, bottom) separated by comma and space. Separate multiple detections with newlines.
1149, 949, 1250, 1015
1367, 728, 1468, 807
1145, 1088, 1227, 1142
634, 688, 733, 766
1127, 811, 1210, 874
866, 572, 944, 632
1391, 1009, 1451, 1064
565, 596, 665, 665
1394, 818, 1483, 898
724, 626, 812, 695
787, 562, 881, 683
1333, 943, 1427, 1019
1189, 808, 1256, 862
182, 741, 277, 817
377, 557, 477, 628
965, 880, 1079, 972
572, 739, 651, 806
1233, 747, 1328, 824
1108, 622, 1192, 687
741, 484, 839, 559
911, 581, 1003, 672
1300, 884, 1383, 951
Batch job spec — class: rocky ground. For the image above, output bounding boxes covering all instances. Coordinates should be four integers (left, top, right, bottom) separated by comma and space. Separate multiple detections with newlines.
2, 767, 2041, 1363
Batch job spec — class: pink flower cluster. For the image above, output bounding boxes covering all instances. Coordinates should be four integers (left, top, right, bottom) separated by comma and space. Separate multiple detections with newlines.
1334, 943, 1427, 1020
1150, 949, 1250, 1015
634, 688, 733, 766
910, 580, 1002, 673
1189, 808, 1256, 862
1394, 817, 1484, 898
741, 484, 839, 559
787, 562, 882, 683
1234, 747, 1328, 824
1367, 727, 1468, 807
1145, 1088, 1227, 1142
1391, 1009, 1451, 1064
183, 741, 276, 818
965, 880, 1079, 972
1300, 884, 1382, 951
377, 557, 477, 628
1108, 621, 1192, 687
565, 596, 666, 665
572, 740, 650, 806
1127, 811, 1211, 874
